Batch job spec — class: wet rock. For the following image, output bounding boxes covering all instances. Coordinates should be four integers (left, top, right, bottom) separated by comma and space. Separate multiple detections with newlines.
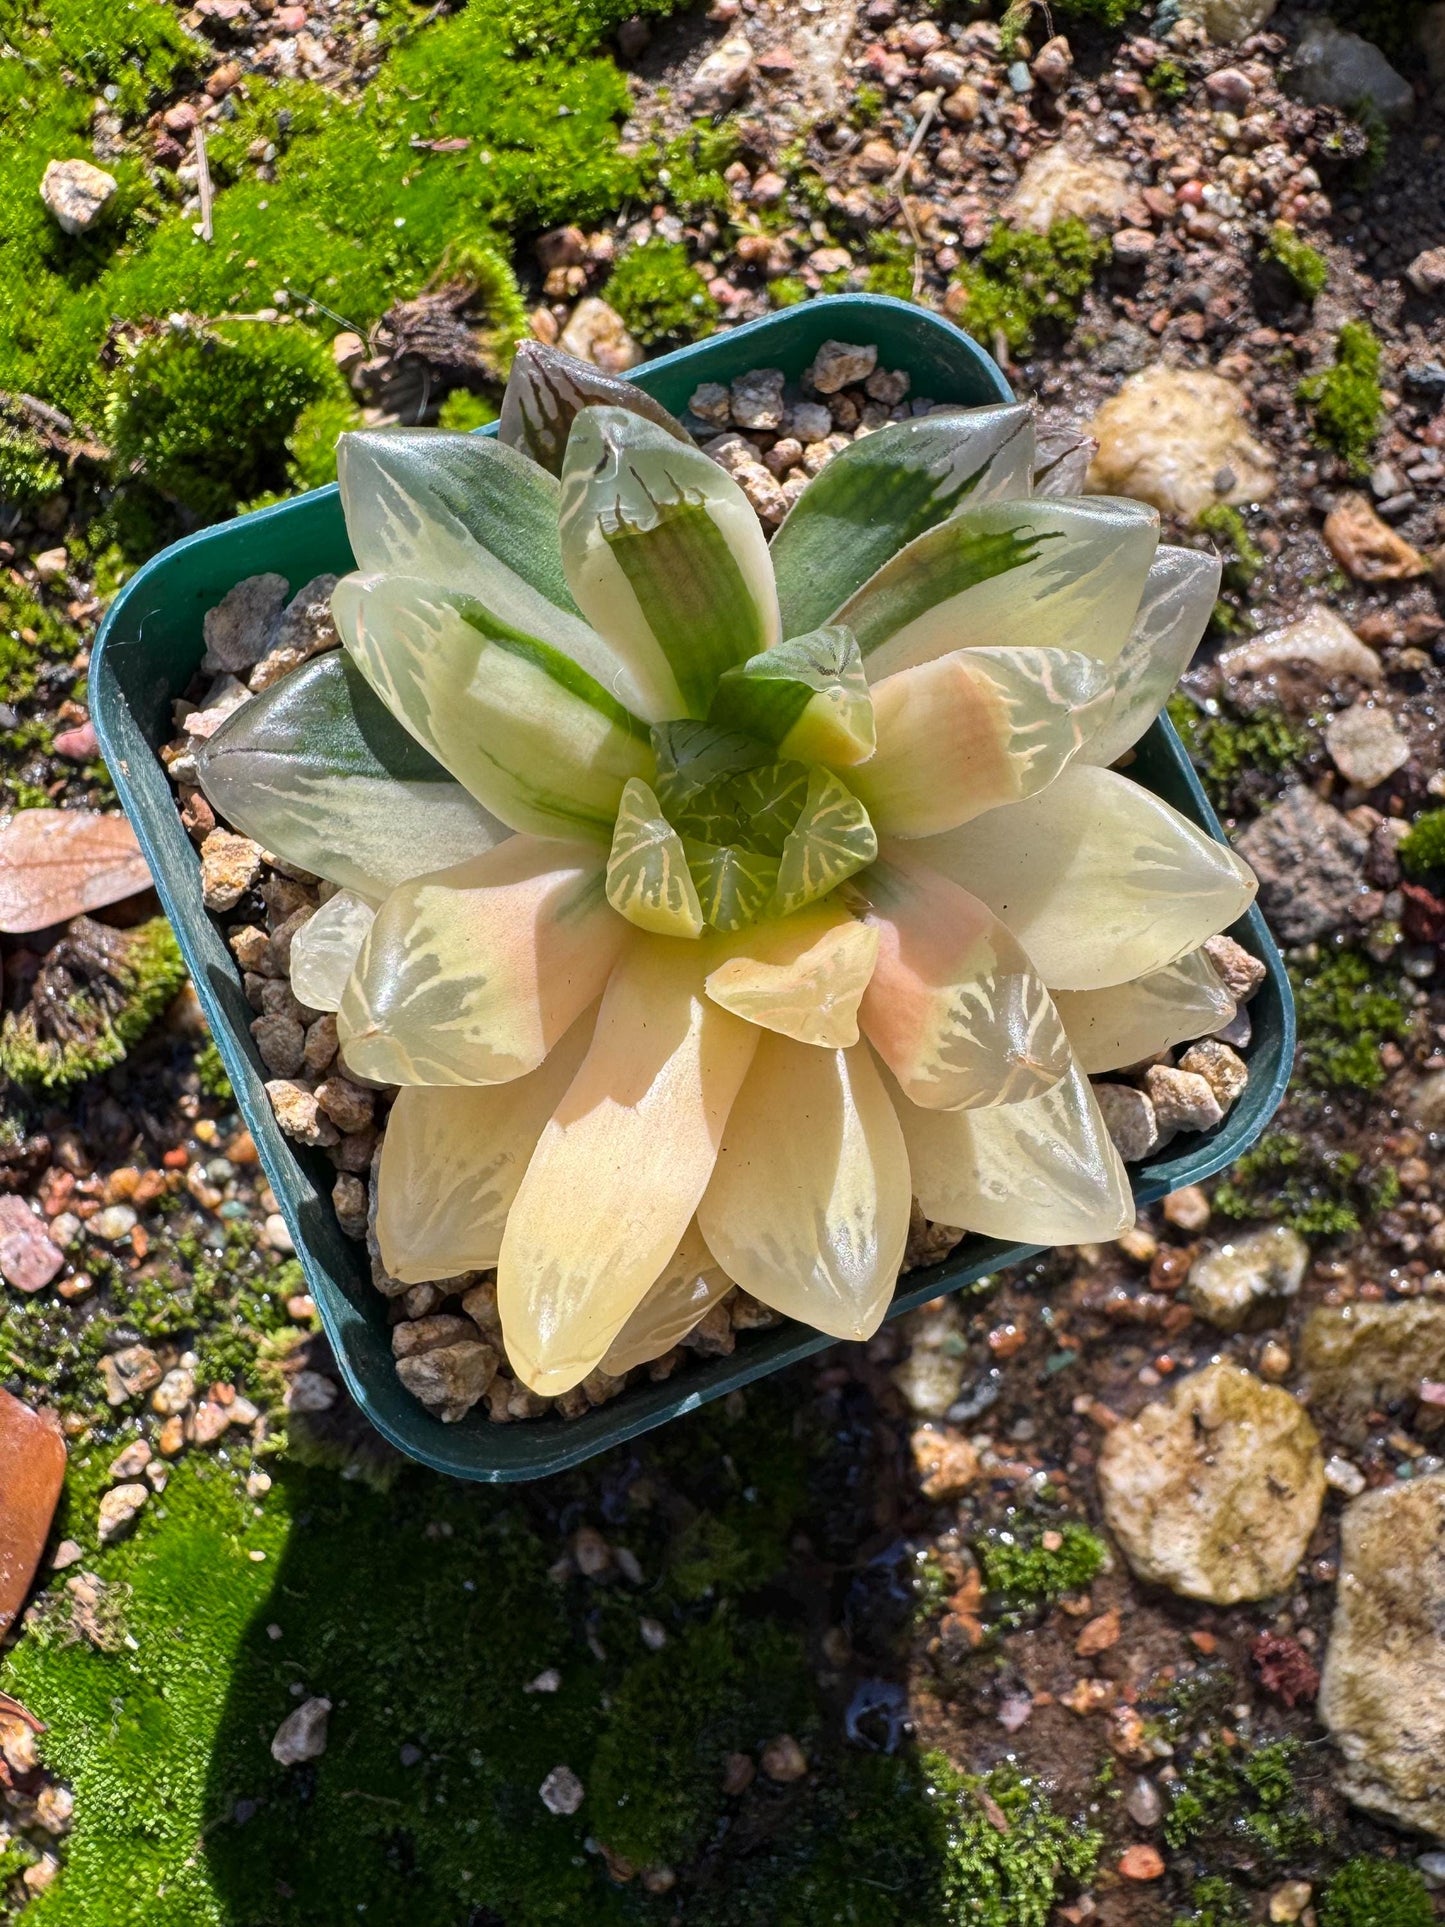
1097, 1361, 1326, 1603
1143, 1065, 1224, 1140
539, 1764, 584, 1815
40, 158, 117, 235
395, 1339, 498, 1423
271, 1696, 331, 1766
1291, 19, 1414, 123
892, 1339, 964, 1418
1094, 1083, 1160, 1162
761, 1734, 808, 1783
685, 35, 754, 114
1301, 1299, 1445, 1432
1002, 141, 1132, 233
1217, 606, 1383, 716
1235, 784, 1370, 944
1325, 701, 1411, 788
201, 573, 289, 674
1324, 492, 1428, 581
0, 1196, 64, 1294
558, 298, 642, 376
1086, 366, 1275, 519
1185, 1224, 1309, 1331
1319, 1474, 1445, 1838
0, 1391, 66, 1635
97, 1482, 149, 1545
100, 1344, 162, 1405
284, 1369, 338, 1414
1126, 1776, 1163, 1828
807, 340, 877, 393
201, 830, 264, 913
1183, 0, 1276, 39
1177, 1039, 1249, 1109
151, 1366, 195, 1416
1118, 1844, 1166, 1881
909, 1425, 980, 1501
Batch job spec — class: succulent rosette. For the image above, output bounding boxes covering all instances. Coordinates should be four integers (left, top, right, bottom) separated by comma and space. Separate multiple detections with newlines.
198, 343, 1256, 1402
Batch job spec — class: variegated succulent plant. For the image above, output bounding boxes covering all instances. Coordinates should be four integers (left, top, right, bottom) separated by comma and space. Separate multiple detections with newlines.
197, 341, 1257, 1404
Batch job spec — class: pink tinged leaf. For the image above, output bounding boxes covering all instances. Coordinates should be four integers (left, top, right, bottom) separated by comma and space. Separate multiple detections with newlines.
0, 811, 152, 934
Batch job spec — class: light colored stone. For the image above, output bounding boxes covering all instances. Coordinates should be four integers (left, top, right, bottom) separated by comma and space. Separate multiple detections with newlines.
151, 1367, 195, 1417
202, 573, 289, 674
1142, 1065, 1223, 1139
100, 1344, 162, 1406
1269, 1882, 1313, 1923
91, 1204, 137, 1244
558, 298, 642, 376
0, 1196, 64, 1295
1324, 492, 1428, 582
1086, 365, 1275, 520
1325, 701, 1411, 788
1002, 141, 1132, 234
265, 1080, 339, 1148
807, 340, 877, 394
688, 381, 731, 426
1319, 1474, 1445, 1838
200, 830, 264, 912
1291, 19, 1414, 123
729, 367, 785, 431
1218, 606, 1382, 716
1177, 1039, 1249, 1110
1093, 1083, 1160, 1162
284, 1369, 338, 1414
1203, 933, 1267, 1004
39, 158, 117, 235
271, 1696, 331, 1766
395, 1340, 498, 1423
97, 1482, 149, 1545
685, 35, 754, 114
1097, 1361, 1326, 1603
1407, 248, 1445, 298
539, 1764, 584, 1815
1301, 1299, 1445, 1432
761, 1734, 808, 1783
892, 1345, 964, 1419
909, 1426, 980, 1502
1236, 784, 1370, 945
1185, 1224, 1309, 1331
787, 400, 833, 443
1163, 1184, 1211, 1233
1181, 0, 1276, 41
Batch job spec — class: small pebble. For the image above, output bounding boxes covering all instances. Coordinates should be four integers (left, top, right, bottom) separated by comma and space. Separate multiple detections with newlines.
538, 1765, 584, 1816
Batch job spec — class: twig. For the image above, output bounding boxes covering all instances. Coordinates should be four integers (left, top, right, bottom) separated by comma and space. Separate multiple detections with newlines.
888, 91, 938, 191
194, 123, 213, 244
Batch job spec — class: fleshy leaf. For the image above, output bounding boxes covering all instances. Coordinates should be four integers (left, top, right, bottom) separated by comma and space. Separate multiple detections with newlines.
1079, 546, 1222, 768
600, 1220, 734, 1376
333, 572, 653, 841
851, 646, 1110, 839
559, 407, 780, 719
709, 627, 876, 768
682, 838, 778, 933
196, 652, 508, 899
889, 1056, 1134, 1245
850, 851, 1070, 1109
1032, 425, 1096, 498
704, 904, 880, 1047
498, 936, 759, 1395
1055, 948, 1236, 1074
287, 890, 376, 1014
921, 764, 1257, 991
337, 428, 580, 612
651, 720, 768, 818
772, 766, 877, 916
337, 837, 625, 1085
606, 778, 705, 938
771, 406, 1036, 636
498, 341, 691, 477
374, 1010, 595, 1284
697, 1034, 910, 1342
836, 496, 1160, 682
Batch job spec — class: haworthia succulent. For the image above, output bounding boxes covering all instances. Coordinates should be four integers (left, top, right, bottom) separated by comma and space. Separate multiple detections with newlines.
605, 778, 705, 938
498, 341, 691, 476
1078, 545, 1221, 769
708, 626, 875, 768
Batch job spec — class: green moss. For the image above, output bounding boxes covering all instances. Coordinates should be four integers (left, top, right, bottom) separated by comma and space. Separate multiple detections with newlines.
0, 916, 187, 1090
864, 230, 915, 302
978, 1521, 1105, 1601
769, 276, 809, 308
850, 81, 885, 124
1293, 946, 1409, 1093
193, 1039, 234, 1102
497, 0, 694, 57
1263, 223, 1329, 300
1167, 695, 1311, 805
602, 238, 718, 348
1174, 1875, 1253, 1927
654, 119, 741, 218
1298, 320, 1384, 476
929, 1759, 1101, 1927
1320, 1855, 1436, 1927
1213, 1129, 1399, 1237
435, 389, 498, 432
105, 322, 339, 522
1050, 0, 1131, 19
949, 218, 1107, 356
1399, 807, 1445, 878
1165, 1740, 1320, 1861
0, 421, 63, 507
1149, 57, 1190, 102
1196, 503, 1265, 591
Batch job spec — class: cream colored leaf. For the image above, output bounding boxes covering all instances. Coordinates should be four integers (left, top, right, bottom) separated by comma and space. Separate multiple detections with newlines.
851, 647, 1110, 838
498, 937, 758, 1395
606, 777, 705, 938
1079, 546, 1221, 768
697, 1034, 910, 1342
374, 1009, 596, 1284
890, 1056, 1134, 1245
337, 837, 625, 1086
1054, 948, 1236, 1074
703, 903, 880, 1047
919, 764, 1257, 991
599, 1220, 734, 1376
773, 766, 877, 917
851, 850, 1070, 1109
287, 890, 376, 1014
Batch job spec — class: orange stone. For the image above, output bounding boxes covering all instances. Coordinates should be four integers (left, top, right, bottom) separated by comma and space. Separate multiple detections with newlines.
0, 1390, 65, 1636
1118, 1844, 1166, 1881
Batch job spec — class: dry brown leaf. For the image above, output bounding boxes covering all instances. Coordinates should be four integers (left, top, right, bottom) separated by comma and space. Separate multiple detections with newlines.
0, 810, 152, 933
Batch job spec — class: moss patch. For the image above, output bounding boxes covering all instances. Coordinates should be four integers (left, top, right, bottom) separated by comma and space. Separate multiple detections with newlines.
1262, 223, 1329, 300
1298, 321, 1384, 476
1213, 1129, 1400, 1237
949, 218, 1107, 356
978, 1521, 1106, 1602
1320, 1855, 1436, 1927
1164, 1739, 1320, 1863
1293, 945, 1409, 1093
1167, 696, 1312, 808
0, 916, 187, 1090
602, 238, 718, 348
1399, 807, 1445, 878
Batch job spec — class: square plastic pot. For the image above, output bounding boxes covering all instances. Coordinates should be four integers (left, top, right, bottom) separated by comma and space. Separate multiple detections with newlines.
92, 293, 1295, 1482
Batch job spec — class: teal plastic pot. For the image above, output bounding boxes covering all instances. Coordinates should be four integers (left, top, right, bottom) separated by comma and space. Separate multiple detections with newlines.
92, 294, 1294, 1482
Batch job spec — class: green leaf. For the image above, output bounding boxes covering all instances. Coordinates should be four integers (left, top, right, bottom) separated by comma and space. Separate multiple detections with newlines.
651, 720, 768, 818
837, 496, 1160, 681
730, 760, 809, 857
498, 341, 692, 476
682, 839, 779, 933
709, 625, 875, 768
770, 405, 1035, 636
333, 571, 654, 841
773, 767, 877, 916
606, 777, 705, 937
196, 652, 506, 899
559, 407, 780, 719
337, 428, 580, 613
